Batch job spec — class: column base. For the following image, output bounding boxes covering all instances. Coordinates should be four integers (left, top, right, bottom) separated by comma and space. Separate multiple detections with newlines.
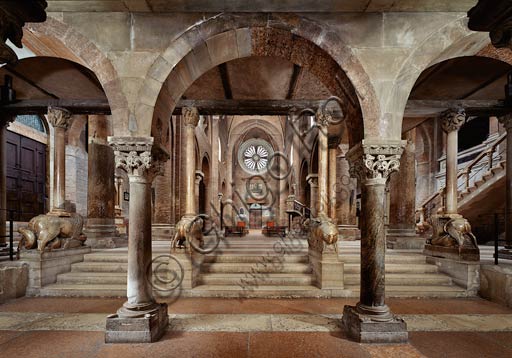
105, 303, 168, 343
84, 219, 124, 248
341, 305, 408, 343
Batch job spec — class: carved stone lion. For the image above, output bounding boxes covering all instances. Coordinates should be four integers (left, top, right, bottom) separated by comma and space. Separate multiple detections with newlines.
18, 213, 86, 252
171, 214, 207, 252
306, 213, 339, 253
429, 215, 478, 250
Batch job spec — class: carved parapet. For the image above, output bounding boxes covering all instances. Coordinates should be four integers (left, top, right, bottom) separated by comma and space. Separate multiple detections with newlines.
441, 108, 466, 133
108, 136, 170, 182
0, 0, 47, 64
346, 139, 406, 184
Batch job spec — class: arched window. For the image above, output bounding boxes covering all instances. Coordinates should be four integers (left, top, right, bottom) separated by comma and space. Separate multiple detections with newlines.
15, 115, 46, 133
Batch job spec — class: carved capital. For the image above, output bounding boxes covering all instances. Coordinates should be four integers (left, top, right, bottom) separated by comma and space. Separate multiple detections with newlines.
47, 107, 72, 129
346, 140, 406, 183
183, 107, 199, 127
441, 108, 466, 133
108, 136, 170, 182
306, 173, 318, 187
315, 107, 332, 128
498, 114, 512, 131
0, 0, 47, 64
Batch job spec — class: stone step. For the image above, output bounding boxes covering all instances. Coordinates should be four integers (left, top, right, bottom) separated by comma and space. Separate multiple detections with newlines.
343, 263, 438, 274
187, 285, 349, 298
57, 272, 127, 285
344, 284, 469, 298
202, 254, 308, 264
198, 273, 314, 286
344, 273, 453, 286
340, 254, 426, 264
200, 262, 312, 274
71, 262, 128, 273
38, 284, 126, 297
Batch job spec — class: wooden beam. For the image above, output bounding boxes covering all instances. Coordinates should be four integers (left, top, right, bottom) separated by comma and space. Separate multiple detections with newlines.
0, 99, 111, 115
286, 64, 302, 99
218, 63, 232, 100
175, 99, 512, 117
404, 100, 512, 117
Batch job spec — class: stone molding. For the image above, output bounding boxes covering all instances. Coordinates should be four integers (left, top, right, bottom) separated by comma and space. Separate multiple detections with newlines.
108, 136, 169, 181
441, 108, 466, 133
347, 140, 406, 182
183, 107, 199, 127
47, 107, 72, 129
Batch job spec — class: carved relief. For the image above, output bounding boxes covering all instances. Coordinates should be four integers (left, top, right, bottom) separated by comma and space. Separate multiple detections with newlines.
440, 108, 466, 133
346, 140, 405, 182
183, 107, 199, 127
47, 107, 72, 129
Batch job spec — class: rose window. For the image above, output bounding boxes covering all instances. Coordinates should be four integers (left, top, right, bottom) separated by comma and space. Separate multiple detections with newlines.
238, 139, 274, 175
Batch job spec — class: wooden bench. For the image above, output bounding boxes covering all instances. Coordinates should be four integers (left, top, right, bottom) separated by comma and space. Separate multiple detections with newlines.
225, 221, 248, 237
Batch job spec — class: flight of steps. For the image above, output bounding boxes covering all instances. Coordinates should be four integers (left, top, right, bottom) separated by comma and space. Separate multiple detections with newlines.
340, 241, 469, 298
37, 237, 470, 298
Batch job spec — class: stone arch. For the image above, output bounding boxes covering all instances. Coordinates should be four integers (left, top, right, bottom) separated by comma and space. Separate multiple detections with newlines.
391, 17, 490, 133
23, 16, 128, 135
138, 14, 379, 147
228, 120, 283, 159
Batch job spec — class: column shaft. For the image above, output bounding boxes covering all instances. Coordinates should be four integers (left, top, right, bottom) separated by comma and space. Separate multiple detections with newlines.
0, 121, 7, 244
318, 128, 328, 215
445, 129, 458, 214
328, 147, 337, 222
53, 126, 66, 211
183, 108, 199, 217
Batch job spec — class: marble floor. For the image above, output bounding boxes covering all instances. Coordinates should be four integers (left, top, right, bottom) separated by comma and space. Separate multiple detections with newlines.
0, 297, 511, 357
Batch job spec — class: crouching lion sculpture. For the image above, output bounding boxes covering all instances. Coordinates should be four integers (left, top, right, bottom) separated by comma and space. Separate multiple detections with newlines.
171, 214, 207, 252
305, 213, 339, 253
18, 213, 86, 252
429, 215, 478, 250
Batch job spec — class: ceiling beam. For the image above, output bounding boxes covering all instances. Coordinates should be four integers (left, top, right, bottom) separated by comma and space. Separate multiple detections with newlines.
175, 99, 512, 117
0, 99, 111, 115
218, 63, 233, 100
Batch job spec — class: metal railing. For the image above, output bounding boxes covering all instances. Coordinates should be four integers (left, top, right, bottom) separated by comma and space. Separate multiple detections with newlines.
417, 133, 507, 229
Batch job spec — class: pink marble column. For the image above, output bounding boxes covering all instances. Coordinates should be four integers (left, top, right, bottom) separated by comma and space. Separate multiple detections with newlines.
342, 139, 407, 343
317, 118, 329, 216
47, 107, 72, 215
183, 107, 199, 217
328, 145, 338, 223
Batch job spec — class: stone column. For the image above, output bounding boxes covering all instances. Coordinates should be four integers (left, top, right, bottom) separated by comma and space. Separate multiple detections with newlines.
342, 139, 408, 343
387, 130, 420, 248
106, 136, 169, 343
195, 170, 203, 213
499, 116, 512, 256
0, 115, 14, 246
317, 118, 329, 216
442, 110, 465, 214
328, 145, 338, 222
84, 115, 117, 247
47, 107, 72, 215
183, 108, 199, 217
337, 146, 360, 240
306, 174, 318, 217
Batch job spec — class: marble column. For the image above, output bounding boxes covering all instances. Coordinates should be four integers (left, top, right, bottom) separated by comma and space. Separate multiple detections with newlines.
106, 136, 169, 343
84, 115, 117, 247
306, 174, 318, 217
498, 116, 512, 256
442, 110, 465, 214
317, 118, 329, 216
387, 130, 417, 242
47, 107, 72, 215
0, 115, 14, 246
183, 107, 199, 217
342, 139, 408, 343
328, 145, 338, 223
114, 175, 123, 216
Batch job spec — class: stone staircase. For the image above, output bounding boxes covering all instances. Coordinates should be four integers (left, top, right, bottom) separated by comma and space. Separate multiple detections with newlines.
35, 235, 471, 298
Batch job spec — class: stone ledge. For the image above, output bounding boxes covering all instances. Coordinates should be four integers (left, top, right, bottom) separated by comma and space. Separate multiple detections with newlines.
424, 244, 480, 261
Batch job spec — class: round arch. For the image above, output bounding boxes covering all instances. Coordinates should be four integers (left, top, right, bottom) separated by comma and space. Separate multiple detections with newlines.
137, 14, 380, 147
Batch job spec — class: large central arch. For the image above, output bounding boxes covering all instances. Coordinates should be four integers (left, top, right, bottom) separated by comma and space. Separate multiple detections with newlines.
136, 14, 380, 147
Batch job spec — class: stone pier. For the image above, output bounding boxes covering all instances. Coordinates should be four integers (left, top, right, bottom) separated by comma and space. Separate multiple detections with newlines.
84, 115, 118, 248
0, 115, 14, 246
497, 115, 512, 260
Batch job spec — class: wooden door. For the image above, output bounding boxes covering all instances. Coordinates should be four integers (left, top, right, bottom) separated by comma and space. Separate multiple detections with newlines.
5, 131, 46, 221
